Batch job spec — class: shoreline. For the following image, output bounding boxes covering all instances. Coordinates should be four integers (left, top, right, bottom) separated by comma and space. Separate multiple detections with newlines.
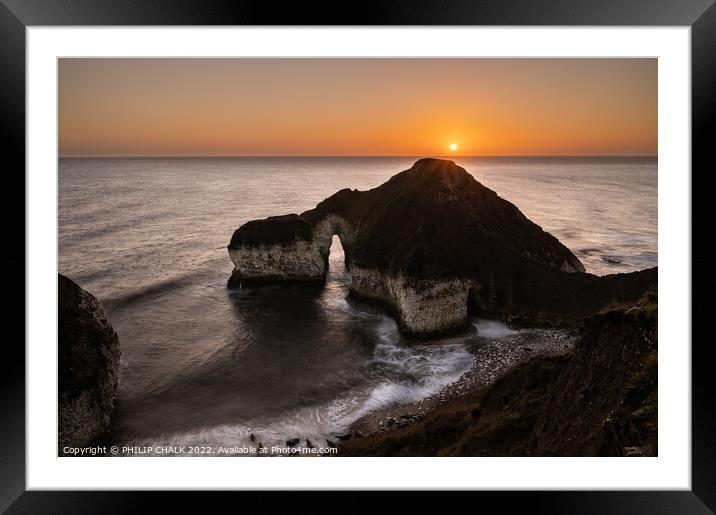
343, 324, 576, 442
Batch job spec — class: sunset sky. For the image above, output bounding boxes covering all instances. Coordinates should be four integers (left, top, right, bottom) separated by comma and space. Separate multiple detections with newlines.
58, 58, 657, 157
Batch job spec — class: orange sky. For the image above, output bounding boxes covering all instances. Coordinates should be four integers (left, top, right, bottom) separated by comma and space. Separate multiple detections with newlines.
58, 58, 657, 157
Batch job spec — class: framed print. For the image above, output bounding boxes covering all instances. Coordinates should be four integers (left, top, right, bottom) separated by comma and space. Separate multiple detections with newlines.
1, 0, 714, 512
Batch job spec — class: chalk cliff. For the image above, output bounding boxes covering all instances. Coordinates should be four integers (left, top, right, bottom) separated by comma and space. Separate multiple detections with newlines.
58, 274, 120, 453
227, 158, 656, 336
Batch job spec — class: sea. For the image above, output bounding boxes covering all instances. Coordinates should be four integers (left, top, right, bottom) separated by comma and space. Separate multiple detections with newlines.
58, 156, 657, 455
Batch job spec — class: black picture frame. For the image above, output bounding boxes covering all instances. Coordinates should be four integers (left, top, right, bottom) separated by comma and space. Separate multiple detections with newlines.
1, 1, 713, 512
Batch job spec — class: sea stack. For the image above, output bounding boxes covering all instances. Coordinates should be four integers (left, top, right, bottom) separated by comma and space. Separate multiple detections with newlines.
58, 273, 120, 453
227, 158, 655, 337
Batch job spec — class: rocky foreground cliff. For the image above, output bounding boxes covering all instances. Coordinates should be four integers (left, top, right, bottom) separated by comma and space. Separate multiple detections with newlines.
339, 291, 658, 457
58, 274, 120, 454
228, 158, 656, 337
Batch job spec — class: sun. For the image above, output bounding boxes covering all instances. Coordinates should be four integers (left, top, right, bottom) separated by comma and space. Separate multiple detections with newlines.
449, 143, 458, 152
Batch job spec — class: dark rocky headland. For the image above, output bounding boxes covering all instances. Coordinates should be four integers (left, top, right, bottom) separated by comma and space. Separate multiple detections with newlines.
227, 158, 656, 337
58, 273, 120, 454
339, 292, 658, 457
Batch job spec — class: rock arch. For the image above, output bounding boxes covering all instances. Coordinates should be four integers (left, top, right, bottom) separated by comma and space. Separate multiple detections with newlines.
227, 213, 356, 287
227, 158, 656, 337
311, 214, 354, 271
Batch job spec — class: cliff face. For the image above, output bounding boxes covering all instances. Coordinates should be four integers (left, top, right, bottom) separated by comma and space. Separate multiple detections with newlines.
339, 293, 658, 457
530, 300, 658, 456
58, 274, 120, 453
228, 214, 326, 286
227, 158, 655, 336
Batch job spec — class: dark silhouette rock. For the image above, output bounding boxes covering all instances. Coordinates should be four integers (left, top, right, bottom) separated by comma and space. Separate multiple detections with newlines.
230, 213, 313, 247
58, 274, 120, 454
227, 158, 656, 336
301, 158, 584, 275
286, 438, 300, 447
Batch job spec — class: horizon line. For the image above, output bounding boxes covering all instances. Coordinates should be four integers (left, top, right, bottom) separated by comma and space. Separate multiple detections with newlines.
58, 153, 659, 159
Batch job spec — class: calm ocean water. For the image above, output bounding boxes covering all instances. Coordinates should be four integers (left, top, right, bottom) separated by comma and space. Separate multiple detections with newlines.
58, 156, 657, 453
